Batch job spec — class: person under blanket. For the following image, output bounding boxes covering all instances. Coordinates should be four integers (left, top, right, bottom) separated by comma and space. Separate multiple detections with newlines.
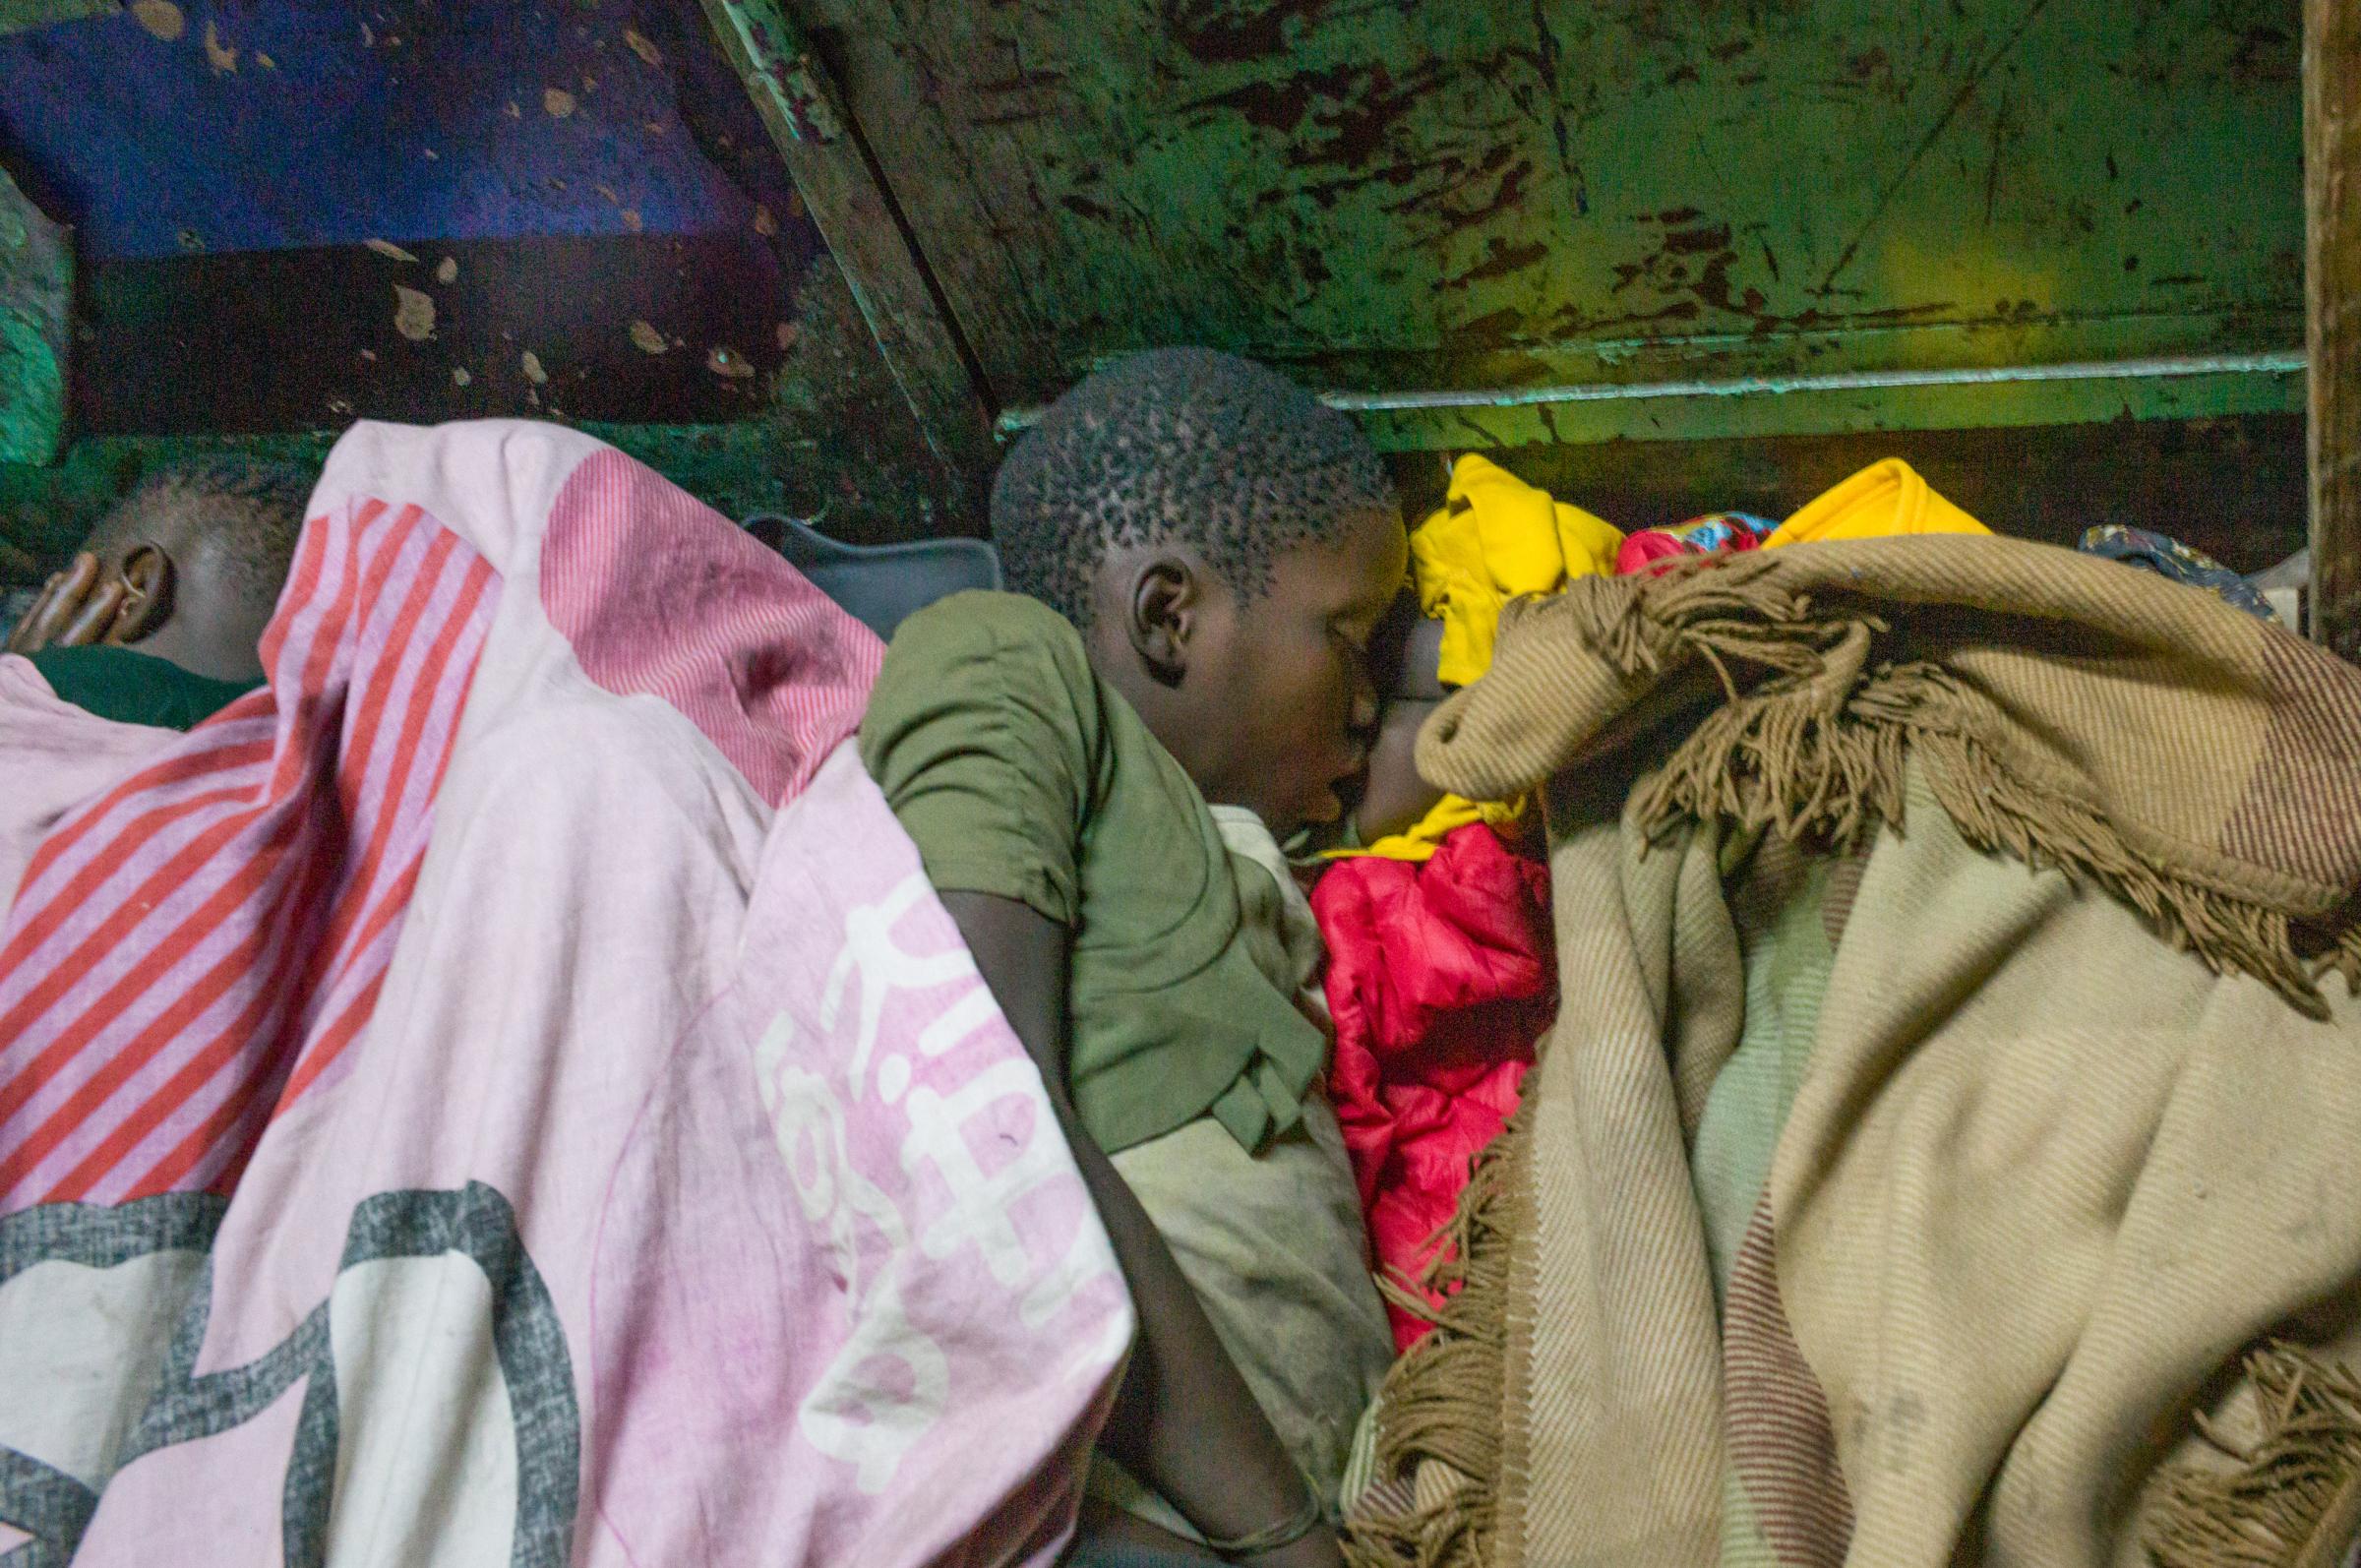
4, 459, 309, 728
859, 348, 1400, 1568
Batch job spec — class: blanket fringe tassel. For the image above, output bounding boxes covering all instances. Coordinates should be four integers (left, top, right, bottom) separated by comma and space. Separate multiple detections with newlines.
2148, 1343, 2361, 1568
1348, 564, 2361, 1568
1594, 566, 2358, 1019
1341, 1102, 1526, 1568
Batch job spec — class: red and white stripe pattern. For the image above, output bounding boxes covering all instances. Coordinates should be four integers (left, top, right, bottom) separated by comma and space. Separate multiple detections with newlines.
0, 498, 498, 1210
541, 449, 883, 808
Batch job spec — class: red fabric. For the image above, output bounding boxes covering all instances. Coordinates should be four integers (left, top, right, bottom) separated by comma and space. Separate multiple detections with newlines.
1613, 527, 1700, 575
1313, 821, 1554, 1350
1614, 513, 1772, 577
0, 500, 499, 1207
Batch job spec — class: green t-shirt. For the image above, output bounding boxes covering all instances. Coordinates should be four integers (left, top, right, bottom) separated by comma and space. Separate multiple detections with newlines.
858, 591, 1327, 1156
28, 644, 262, 731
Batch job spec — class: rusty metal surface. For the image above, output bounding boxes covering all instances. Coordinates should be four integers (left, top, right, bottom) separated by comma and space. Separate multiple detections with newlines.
811, 0, 2304, 444
698, 0, 997, 503
0, 0, 797, 258
0, 250, 969, 585
1001, 347, 2306, 449
0, 0, 113, 37
1423, 411, 2308, 571
0, 0, 2314, 573
0, 0, 977, 569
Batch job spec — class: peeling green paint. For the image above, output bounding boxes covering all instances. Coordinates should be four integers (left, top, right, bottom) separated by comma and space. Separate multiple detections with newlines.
1346, 361, 2302, 450
817, 0, 2306, 444
698, 0, 842, 145
0, 168, 69, 466
0, 0, 2313, 573
1001, 349, 2307, 450
0, 251, 970, 585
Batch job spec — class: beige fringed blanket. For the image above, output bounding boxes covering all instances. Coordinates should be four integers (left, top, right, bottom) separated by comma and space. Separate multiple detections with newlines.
1347, 535, 2361, 1568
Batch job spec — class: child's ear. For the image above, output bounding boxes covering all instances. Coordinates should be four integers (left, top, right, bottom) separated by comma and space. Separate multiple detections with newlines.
1124, 554, 1197, 687
102, 543, 175, 646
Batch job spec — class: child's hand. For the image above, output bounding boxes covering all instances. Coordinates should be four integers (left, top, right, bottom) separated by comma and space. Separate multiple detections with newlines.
1354, 697, 1445, 843
6, 552, 135, 654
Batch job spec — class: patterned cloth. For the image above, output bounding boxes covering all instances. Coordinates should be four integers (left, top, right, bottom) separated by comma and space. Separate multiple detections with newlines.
1352, 516, 2361, 1568
1614, 513, 1778, 576
0, 655, 175, 913
0, 420, 1128, 1568
2079, 522, 2281, 624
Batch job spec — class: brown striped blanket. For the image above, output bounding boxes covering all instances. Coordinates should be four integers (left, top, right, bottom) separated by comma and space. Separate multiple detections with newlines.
1347, 533, 2361, 1568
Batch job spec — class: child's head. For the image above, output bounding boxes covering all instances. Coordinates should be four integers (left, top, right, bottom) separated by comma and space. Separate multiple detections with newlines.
82, 459, 310, 681
993, 348, 1407, 835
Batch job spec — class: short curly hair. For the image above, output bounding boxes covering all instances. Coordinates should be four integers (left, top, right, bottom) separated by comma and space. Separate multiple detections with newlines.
88, 458, 312, 603
990, 348, 1397, 628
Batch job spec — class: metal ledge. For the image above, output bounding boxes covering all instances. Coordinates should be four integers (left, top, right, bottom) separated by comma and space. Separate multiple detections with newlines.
998, 350, 2307, 452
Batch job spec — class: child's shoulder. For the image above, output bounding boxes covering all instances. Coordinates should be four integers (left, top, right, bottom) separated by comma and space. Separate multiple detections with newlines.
884, 589, 1091, 676
866, 590, 1109, 757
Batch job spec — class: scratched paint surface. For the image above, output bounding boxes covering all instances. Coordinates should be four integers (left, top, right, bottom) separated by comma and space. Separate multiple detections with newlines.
815, 0, 2302, 411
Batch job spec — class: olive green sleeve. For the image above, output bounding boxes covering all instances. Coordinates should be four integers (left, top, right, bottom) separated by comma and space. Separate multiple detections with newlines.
857, 592, 1103, 927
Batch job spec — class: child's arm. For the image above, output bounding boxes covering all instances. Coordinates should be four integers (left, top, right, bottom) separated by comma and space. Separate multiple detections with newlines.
942, 889, 1343, 1568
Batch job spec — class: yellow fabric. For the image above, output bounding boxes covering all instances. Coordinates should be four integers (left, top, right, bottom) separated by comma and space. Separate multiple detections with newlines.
1353, 455, 1620, 862
1356, 457, 1976, 862
1413, 453, 1624, 689
1352, 792, 1520, 865
1761, 457, 1992, 550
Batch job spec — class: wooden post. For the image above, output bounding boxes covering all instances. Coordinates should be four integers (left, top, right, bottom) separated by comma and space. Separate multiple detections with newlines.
697, 0, 999, 520
2307, 0, 2361, 658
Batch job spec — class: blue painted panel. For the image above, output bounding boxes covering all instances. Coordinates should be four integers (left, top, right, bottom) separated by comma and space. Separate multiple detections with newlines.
0, 0, 779, 258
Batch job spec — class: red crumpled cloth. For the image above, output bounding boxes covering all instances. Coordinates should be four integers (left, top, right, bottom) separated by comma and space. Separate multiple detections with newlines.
1313, 821, 1555, 1350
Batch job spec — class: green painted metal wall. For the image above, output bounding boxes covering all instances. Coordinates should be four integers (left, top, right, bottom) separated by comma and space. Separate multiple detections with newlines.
0, 0, 2311, 579
815, 0, 2305, 446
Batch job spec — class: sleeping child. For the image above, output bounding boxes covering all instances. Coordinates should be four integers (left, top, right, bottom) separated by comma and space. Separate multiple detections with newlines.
858, 348, 1401, 1567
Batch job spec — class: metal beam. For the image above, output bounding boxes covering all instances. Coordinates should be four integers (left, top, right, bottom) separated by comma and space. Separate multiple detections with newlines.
2308, 0, 2361, 661
1000, 351, 2306, 453
696, 0, 997, 513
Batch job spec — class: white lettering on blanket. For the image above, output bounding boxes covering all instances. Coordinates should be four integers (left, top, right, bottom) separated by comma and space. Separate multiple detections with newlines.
755, 871, 1121, 1495
826, 874, 982, 1102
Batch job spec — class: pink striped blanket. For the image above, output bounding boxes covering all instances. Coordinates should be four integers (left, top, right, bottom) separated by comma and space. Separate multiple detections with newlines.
0, 420, 1127, 1566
